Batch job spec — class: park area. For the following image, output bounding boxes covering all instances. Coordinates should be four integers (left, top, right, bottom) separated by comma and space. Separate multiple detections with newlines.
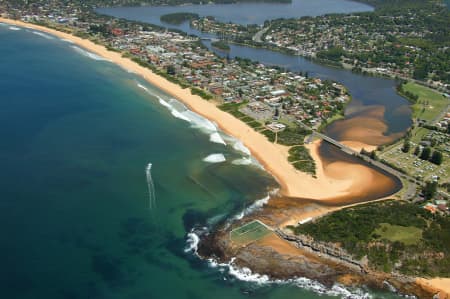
403, 82, 448, 122
379, 82, 449, 186
379, 142, 449, 183
230, 220, 273, 246
373, 223, 422, 246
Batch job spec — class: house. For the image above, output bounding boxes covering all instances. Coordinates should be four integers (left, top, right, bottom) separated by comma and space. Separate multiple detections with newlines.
424, 203, 438, 214
266, 122, 287, 132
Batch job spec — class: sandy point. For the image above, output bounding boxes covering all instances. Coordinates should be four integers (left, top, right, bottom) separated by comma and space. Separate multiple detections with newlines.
416, 278, 450, 298
0, 17, 395, 202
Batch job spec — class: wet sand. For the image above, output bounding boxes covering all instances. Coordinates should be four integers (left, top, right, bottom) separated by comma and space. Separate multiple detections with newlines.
5, 18, 441, 297
0, 18, 400, 202
326, 105, 403, 151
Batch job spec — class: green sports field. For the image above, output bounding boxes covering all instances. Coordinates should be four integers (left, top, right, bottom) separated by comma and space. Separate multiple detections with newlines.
230, 220, 272, 245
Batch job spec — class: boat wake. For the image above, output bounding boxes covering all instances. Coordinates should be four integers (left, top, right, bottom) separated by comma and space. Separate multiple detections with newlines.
145, 163, 156, 210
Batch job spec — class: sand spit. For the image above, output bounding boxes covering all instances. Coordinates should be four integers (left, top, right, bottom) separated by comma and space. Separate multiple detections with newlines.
0, 18, 391, 201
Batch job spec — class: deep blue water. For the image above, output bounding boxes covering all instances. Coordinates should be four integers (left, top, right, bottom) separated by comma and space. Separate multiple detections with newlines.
0, 25, 408, 299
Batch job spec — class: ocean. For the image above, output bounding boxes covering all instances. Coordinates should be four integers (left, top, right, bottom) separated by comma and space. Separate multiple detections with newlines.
0, 25, 402, 299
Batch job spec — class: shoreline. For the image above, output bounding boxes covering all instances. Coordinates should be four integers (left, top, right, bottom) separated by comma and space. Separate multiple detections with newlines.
2, 18, 448, 297
0, 17, 389, 201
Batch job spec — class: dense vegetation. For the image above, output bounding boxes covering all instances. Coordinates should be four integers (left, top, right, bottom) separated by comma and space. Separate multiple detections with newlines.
265, 0, 450, 84
288, 146, 316, 175
160, 12, 199, 25
261, 126, 311, 146
289, 201, 450, 276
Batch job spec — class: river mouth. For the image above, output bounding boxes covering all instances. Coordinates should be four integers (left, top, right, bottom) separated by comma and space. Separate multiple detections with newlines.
317, 142, 403, 205
99, 2, 410, 203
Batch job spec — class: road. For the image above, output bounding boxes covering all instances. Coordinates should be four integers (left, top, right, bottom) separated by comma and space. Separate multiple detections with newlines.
252, 26, 269, 43
298, 122, 424, 196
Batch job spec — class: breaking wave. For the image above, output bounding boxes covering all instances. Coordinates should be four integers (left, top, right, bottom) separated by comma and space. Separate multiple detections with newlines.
184, 232, 200, 254
231, 157, 253, 165
71, 45, 107, 61
232, 194, 270, 221
233, 140, 251, 156
152, 94, 226, 137
9, 26, 21, 31
207, 258, 372, 299
32, 31, 54, 39
203, 153, 226, 163
209, 132, 226, 145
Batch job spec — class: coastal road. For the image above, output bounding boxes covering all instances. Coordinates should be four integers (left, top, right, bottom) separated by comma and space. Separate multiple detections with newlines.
252, 26, 269, 43
314, 130, 423, 187
298, 121, 424, 195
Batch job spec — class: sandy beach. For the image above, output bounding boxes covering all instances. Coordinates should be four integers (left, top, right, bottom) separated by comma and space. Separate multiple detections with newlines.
0, 17, 392, 201
416, 278, 450, 298
2, 18, 448, 298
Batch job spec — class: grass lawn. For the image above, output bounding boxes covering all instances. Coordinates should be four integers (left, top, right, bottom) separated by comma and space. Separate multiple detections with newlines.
403, 82, 448, 121
373, 223, 422, 245
410, 127, 430, 144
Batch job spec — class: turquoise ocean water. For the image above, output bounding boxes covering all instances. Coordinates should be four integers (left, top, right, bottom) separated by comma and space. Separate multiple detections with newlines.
0, 25, 402, 299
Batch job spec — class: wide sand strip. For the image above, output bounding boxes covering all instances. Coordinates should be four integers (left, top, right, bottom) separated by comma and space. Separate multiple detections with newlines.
3, 18, 449, 297
0, 18, 392, 201
416, 278, 450, 298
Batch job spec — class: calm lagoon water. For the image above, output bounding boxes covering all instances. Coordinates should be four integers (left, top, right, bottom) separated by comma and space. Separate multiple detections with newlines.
97, 0, 373, 28
99, 0, 411, 139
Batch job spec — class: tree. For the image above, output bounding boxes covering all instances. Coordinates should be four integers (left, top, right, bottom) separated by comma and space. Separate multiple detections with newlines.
402, 139, 411, 153
414, 146, 421, 156
420, 147, 431, 160
423, 181, 437, 200
430, 151, 443, 165
166, 65, 176, 75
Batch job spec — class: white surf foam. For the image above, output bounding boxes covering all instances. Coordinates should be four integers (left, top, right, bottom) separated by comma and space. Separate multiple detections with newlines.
231, 157, 253, 165
206, 257, 372, 299
155, 97, 224, 139
184, 232, 200, 254
32, 31, 54, 39
171, 109, 192, 122
203, 153, 226, 163
71, 45, 107, 61
233, 194, 270, 221
61, 38, 74, 44
209, 132, 226, 145
183, 109, 217, 132
227, 258, 271, 283
137, 83, 149, 92
9, 26, 21, 31
158, 97, 172, 109
233, 141, 251, 156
